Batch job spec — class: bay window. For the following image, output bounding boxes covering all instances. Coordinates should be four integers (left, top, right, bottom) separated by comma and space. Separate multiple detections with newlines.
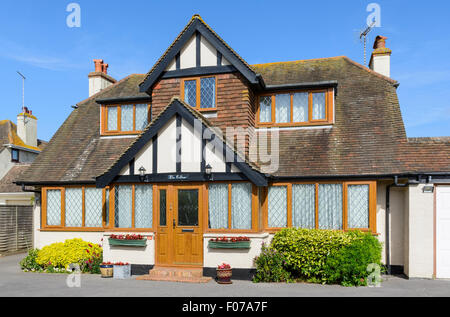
207, 182, 256, 232
264, 181, 376, 233
257, 88, 333, 126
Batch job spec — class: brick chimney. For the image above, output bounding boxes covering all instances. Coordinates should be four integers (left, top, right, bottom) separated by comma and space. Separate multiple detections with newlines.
369, 36, 392, 78
88, 59, 116, 97
17, 107, 37, 148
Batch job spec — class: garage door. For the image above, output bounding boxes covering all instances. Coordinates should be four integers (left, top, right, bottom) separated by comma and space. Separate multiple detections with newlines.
437, 186, 450, 279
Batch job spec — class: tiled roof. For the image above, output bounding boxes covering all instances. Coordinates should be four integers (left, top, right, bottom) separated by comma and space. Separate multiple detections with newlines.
17, 57, 450, 184
0, 164, 31, 193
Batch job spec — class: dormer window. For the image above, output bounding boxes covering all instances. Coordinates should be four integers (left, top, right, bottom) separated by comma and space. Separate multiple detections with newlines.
101, 104, 150, 135
181, 76, 217, 110
257, 89, 334, 127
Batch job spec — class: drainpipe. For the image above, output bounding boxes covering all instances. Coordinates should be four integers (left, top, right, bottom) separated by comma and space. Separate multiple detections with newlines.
385, 176, 411, 275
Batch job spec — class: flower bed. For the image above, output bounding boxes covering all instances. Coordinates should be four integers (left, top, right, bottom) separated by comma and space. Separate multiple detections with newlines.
108, 234, 147, 247
208, 237, 251, 249
20, 239, 103, 274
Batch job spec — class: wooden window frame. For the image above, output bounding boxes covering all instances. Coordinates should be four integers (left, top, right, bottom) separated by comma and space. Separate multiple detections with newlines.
263, 181, 377, 234
41, 186, 110, 232
101, 104, 151, 136
108, 184, 155, 232
205, 181, 259, 233
180, 76, 218, 112
256, 88, 334, 127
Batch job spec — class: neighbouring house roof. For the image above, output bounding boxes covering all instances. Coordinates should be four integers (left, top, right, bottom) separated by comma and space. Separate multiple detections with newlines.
0, 120, 42, 152
0, 164, 31, 193
16, 55, 450, 185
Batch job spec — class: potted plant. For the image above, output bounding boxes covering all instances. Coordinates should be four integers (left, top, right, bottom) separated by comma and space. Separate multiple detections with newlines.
108, 234, 147, 247
216, 263, 233, 284
208, 236, 251, 249
113, 262, 131, 279
99, 262, 114, 278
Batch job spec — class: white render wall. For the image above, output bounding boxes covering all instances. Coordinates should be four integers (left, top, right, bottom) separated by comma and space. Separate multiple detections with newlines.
203, 233, 270, 269
376, 182, 406, 266
404, 184, 435, 278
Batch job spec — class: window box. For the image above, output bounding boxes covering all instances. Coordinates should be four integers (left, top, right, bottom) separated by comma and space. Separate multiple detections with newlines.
108, 238, 147, 247
208, 240, 250, 249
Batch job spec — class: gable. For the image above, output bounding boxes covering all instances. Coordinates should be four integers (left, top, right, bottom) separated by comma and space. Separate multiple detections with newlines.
96, 98, 267, 187
139, 15, 260, 93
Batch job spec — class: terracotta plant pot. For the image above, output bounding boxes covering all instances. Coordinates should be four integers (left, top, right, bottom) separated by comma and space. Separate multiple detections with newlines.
216, 268, 233, 284
100, 265, 113, 278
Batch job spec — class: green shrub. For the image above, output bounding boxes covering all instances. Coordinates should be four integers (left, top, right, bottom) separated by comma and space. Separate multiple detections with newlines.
253, 243, 292, 283
20, 249, 43, 272
271, 228, 359, 282
324, 232, 383, 286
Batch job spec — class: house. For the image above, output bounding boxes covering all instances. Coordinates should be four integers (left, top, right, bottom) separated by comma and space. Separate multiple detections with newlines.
17, 15, 450, 280
0, 109, 46, 205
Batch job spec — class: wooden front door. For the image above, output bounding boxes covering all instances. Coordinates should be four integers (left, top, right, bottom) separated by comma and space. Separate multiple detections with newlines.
156, 185, 204, 267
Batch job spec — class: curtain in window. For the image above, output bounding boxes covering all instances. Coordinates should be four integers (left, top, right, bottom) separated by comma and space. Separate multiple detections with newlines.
107, 107, 118, 131
46, 190, 62, 226
208, 184, 229, 229
268, 186, 287, 228
121, 105, 134, 131
105, 189, 110, 226
135, 104, 148, 131
200, 77, 216, 108
259, 96, 272, 123
231, 183, 252, 229
348, 185, 370, 228
293, 93, 309, 122
85, 188, 103, 227
65, 188, 82, 227
135, 185, 153, 228
115, 186, 132, 228
184, 80, 197, 107
312, 92, 326, 120
318, 184, 343, 229
275, 94, 291, 123
292, 184, 315, 229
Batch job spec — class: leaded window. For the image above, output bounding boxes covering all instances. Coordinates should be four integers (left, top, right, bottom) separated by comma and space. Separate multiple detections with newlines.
231, 183, 252, 230
268, 186, 288, 228
182, 77, 217, 110
46, 190, 62, 226
135, 104, 149, 131
115, 185, 132, 228
275, 94, 291, 123
259, 96, 272, 123
135, 185, 153, 229
65, 188, 82, 227
312, 92, 326, 120
318, 184, 343, 230
84, 188, 103, 228
104, 104, 150, 134
347, 185, 370, 229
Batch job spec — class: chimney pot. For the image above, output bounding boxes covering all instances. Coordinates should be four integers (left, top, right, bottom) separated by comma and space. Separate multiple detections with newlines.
88, 59, 116, 97
369, 35, 392, 78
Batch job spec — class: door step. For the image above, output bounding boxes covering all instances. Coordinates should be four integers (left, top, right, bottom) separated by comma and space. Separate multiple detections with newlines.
137, 267, 212, 283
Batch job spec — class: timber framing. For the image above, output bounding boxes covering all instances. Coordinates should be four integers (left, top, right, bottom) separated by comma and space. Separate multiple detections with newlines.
95, 98, 268, 188
139, 17, 261, 93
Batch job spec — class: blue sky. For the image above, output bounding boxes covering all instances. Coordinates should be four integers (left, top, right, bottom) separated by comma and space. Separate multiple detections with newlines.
1, 0, 449, 141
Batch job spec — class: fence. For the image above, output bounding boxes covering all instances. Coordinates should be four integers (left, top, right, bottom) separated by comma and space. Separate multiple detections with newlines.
0, 205, 33, 255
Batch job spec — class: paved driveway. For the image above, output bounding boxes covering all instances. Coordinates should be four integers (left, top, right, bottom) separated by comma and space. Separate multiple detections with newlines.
1, 253, 450, 297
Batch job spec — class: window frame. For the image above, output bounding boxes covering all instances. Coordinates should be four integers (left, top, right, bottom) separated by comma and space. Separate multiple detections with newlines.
42, 186, 110, 231
180, 75, 218, 111
263, 181, 376, 233
256, 88, 334, 127
11, 149, 19, 162
205, 181, 259, 233
101, 103, 151, 136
